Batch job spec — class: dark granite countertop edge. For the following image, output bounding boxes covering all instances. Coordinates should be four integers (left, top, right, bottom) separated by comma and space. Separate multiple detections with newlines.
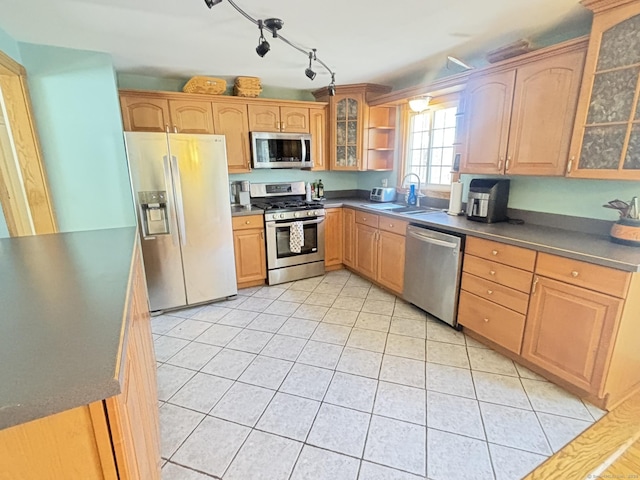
331, 199, 640, 273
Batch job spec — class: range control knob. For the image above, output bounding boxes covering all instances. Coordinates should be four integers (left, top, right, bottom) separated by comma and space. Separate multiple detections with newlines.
307, 211, 313, 216
314, 210, 321, 216
279, 213, 285, 219
294, 212, 301, 218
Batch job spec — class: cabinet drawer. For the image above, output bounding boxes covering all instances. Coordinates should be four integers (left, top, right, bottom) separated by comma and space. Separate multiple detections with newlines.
466, 236, 536, 271
463, 254, 533, 293
536, 253, 630, 298
232, 215, 264, 231
355, 211, 379, 228
461, 273, 530, 315
378, 216, 407, 236
458, 291, 525, 354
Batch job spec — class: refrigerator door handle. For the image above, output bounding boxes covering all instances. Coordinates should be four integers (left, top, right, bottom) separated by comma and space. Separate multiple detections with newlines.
170, 155, 188, 246
162, 155, 179, 247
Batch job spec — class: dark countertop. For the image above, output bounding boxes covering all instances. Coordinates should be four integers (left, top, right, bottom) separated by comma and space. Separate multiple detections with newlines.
331, 199, 640, 272
0, 227, 137, 430
231, 205, 264, 217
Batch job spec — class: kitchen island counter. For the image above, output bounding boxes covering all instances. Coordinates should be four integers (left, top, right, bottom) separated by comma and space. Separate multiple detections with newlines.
0, 227, 138, 430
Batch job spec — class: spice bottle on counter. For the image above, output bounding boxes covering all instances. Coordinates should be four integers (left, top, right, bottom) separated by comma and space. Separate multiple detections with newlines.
318, 179, 324, 198
311, 182, 316, 200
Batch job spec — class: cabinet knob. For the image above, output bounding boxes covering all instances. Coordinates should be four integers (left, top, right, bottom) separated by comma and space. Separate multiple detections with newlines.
571, 271, 579, 278
245, 220, 250, 225
490, 270, 496, 276
389, 224, 394, 227
487, 290, 493, 295
492, 250, 498, 256
483, 318, 489, 323
363, 217, 366, 221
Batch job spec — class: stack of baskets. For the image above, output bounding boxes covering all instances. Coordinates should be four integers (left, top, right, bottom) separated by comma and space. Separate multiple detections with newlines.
182, 76, 227, 95
234, 76, 262, 97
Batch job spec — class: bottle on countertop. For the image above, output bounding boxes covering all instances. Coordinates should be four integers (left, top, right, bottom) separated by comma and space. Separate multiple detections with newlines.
317, 179, 324, 198
305, 182, 312, 202
407, 184, 417, 206
311, 182, 316, 200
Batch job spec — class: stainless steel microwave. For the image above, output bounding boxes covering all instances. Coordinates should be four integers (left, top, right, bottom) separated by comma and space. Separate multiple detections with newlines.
250, 132, 313, 169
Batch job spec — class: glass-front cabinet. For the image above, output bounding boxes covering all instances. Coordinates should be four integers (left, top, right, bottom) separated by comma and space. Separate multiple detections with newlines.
569, 0, 640, 180
335, 96, 361, 169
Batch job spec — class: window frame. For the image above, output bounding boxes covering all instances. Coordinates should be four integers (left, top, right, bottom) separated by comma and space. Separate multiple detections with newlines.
398, 93, 460, 195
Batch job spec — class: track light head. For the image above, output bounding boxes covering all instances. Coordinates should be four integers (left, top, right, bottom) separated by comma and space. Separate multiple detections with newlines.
204, 0, 223, 8
256, 20, 270, 57
305, 52, 316, 80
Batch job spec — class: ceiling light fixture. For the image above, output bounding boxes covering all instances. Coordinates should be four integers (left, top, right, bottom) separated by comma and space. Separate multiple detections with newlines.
408, 96, 432, 113
446, 55, 473, 71
256, 20, 270, 57
305, 50, 316, 80
204, 0, 336, 93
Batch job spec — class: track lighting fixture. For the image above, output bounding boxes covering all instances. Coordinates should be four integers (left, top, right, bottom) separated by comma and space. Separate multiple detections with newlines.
305, 51, 316, 80
256, 20, 270, 58
446, 55, 473, 71
328, 73, 336, 97
203, 0, 336, 91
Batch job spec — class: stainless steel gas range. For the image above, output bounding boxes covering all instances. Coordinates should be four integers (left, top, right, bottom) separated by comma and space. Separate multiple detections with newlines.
250, 181, 325, 285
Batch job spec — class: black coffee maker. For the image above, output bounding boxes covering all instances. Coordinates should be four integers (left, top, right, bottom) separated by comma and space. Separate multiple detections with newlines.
466, 179, 510, 223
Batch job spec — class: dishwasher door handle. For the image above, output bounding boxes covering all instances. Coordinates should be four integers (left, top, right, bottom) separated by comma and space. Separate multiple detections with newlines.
408, 230, 459, 249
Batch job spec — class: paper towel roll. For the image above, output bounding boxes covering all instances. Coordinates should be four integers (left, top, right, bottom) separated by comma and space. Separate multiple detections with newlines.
447, 181, 464, 215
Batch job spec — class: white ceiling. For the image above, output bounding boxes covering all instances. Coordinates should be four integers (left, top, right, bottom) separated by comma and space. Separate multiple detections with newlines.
0, 0, 590, 91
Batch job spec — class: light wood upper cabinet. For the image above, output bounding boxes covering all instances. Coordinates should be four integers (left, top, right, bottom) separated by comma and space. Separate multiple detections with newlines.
310, 107, 328, 170
120, 96, 170, 132
343, 208, 355, 268
248, 105, 310, 133
377, 230, 405, 293
213, 103, 251, 173
568, 1, 640, 180
461, 41, 587, 176
325, 208, 343, 267
168, 100, 215, 134
522, 276, 622, 394
508, 49, 586, 175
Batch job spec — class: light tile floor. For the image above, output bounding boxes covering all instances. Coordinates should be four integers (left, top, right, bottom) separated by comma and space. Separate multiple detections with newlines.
154, 270, 606, 480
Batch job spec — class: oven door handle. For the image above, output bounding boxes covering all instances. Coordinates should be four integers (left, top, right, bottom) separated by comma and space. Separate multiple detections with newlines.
266, 218, 325, 228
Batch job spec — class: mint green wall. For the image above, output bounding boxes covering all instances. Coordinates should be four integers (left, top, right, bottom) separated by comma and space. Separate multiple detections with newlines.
19, 43, 135, 232
0, 26, 21, 63
117, 73, 315, 101
229, 170, 393, 192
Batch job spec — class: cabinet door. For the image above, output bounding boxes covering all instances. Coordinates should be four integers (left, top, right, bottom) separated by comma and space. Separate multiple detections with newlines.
461, 70, 516, 174
233, 228, 266, 284
506, 49, 586, 176
325, 208, 343, 267
105, 250, 161, 479
120, 96, 170, 132
281, 106, 309, 133
248, 104, 280, 132
168, 100, 215, 134
522, 276, 622, 394
355, 223, 378, 279
569, 5, 640, 180
332, 94, 365, 170
213, 103, 251, 173
310, 107, 328, 171
343, 208, 355, 267
377, 230, 405, 294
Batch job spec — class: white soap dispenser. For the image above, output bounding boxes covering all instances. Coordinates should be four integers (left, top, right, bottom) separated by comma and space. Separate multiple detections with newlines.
305, 182, 312, 202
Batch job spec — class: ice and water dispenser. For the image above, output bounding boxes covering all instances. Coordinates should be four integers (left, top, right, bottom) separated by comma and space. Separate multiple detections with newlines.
138, 191, 170, 236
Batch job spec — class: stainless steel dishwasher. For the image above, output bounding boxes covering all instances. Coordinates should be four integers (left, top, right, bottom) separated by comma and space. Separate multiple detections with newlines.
403, 225, 463, 328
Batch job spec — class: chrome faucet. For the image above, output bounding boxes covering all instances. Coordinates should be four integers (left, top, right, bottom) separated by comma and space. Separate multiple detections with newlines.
401, 173, 421, 206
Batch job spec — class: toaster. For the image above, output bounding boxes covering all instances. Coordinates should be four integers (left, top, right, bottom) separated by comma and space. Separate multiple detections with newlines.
370, 187, 396, 202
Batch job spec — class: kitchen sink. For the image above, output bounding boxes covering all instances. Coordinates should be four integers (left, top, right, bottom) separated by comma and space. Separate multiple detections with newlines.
359, 203, 398, 210
390, 206, 444, 215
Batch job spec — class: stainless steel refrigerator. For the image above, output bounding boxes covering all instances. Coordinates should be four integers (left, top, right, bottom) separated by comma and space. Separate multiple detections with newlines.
125, 132, 237, 312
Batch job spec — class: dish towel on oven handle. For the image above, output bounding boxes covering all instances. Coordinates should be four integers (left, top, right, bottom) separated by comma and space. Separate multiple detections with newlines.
289, 221, 305, 253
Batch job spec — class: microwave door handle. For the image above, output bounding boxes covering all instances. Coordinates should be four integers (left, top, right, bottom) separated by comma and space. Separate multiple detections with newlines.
301, 138, 307, 165
267, 218, 325, 228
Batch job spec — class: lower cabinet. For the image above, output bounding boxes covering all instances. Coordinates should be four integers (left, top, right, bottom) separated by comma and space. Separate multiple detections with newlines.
345, 208, 406, 296
343, 208, 356, 268
0, 245, 161, 479
232, 215, 266, 287
324, 208, 343, 267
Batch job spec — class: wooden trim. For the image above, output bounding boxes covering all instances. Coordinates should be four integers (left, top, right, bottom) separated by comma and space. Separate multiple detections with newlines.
88, 401, 119, 480
119, 88, 327, 109
325, 264, 344, 272
312, 83, 392, 102
581, 0, 638, 13
369, 72, 470, 106
0, 51, 57, 235
237, 279, 266, 289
